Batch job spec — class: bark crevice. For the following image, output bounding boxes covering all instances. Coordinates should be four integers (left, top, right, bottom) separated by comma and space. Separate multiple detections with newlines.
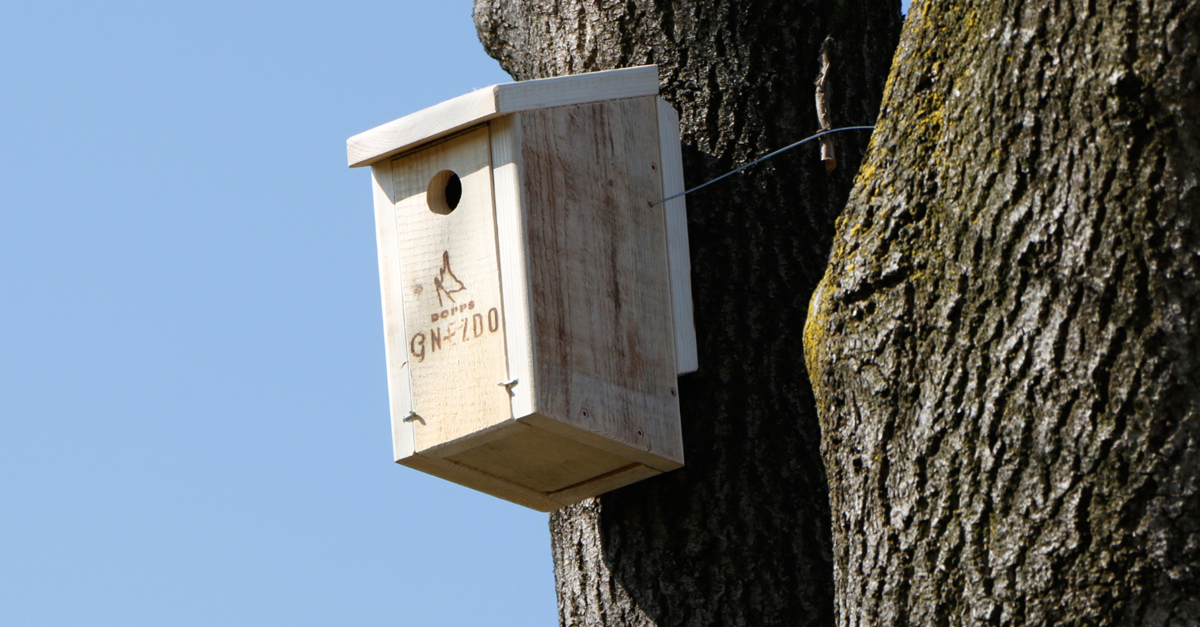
806, 0, 1200, 623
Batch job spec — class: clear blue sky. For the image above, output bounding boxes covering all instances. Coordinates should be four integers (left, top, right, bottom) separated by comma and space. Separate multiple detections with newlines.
0, 2, 551, 626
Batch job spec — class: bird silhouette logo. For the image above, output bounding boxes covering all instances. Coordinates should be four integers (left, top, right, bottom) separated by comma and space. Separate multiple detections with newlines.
433, 251, 466, 307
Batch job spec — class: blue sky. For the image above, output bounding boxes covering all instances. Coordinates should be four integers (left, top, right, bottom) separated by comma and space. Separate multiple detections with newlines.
0, 2, 550, 626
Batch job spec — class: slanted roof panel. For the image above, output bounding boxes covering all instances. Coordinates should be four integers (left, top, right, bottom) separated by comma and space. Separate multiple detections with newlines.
347, 65, 660, 168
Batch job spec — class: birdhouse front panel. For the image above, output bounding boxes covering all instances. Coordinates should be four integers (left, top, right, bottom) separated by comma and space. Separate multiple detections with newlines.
349, 66, 697, 511
389, 126, 511, 449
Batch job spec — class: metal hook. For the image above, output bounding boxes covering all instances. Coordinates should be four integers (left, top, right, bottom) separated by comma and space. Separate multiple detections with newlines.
402, 410, 425, 424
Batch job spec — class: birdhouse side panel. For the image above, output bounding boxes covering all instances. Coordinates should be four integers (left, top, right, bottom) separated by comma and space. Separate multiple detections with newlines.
390, 127, 512, 451
655, 97, 699, 375
518, 96, 684, 464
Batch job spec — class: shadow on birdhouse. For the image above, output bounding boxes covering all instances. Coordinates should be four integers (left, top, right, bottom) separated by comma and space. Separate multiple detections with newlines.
347, 65, 697, 511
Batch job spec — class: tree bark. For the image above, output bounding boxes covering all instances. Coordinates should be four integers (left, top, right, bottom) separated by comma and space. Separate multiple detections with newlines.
804, 0, 1200, 623
474, 1, 901, 625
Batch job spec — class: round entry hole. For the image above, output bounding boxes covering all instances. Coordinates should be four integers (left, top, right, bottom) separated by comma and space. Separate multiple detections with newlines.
427, 170, 462, 215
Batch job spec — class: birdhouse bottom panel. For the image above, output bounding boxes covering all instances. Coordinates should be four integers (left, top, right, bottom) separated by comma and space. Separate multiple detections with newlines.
399, 417, 666, 512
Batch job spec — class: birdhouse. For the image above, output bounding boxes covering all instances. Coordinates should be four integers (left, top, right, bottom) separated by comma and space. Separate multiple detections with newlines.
347, 65, 696, 511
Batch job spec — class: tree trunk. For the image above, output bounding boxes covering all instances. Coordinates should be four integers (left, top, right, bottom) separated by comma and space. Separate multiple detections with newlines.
804, 0, 1200, 623
473, 1, 901, 625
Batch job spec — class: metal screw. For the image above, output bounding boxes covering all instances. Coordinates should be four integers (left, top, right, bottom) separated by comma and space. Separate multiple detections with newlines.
498, 378, 519, 391
402, 410, 425, 424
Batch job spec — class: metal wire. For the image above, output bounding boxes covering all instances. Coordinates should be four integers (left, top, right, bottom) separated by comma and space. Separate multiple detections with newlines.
649, 125, 876, 206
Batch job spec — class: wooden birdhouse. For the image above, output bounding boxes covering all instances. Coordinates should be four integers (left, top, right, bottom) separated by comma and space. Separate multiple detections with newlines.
347, 65, 696, 511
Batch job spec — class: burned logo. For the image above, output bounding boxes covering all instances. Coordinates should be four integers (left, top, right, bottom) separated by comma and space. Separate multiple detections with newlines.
410, 251, 502, 363
433, 251, 466, 306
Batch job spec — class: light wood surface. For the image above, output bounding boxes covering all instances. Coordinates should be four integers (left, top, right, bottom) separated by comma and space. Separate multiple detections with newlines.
347, 66, 660, 168
489, 114, 537, 421
521, 411, 682, 472
399, 453, 564, 512
519, 96, 684, 466
399, 425, 666, 512
494, 65, 659, 114
349, 88, 497, 169
547, 463, 659, 506
656, 98, 699, 374
390, 126, 513, 450
370, 162, 417, 460
404, 417, 666, 510
446, 421, 632, 493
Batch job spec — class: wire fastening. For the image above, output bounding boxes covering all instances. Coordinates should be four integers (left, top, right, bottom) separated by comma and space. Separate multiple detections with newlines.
648, 125, 876, 207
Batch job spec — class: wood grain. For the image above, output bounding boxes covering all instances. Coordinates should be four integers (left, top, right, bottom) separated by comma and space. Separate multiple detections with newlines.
655, 98, 698, 375
489, 114, 537, 420
495, 65, 659, 115
521, 411, 682, 472
348, 88, 498, 168
399, 453, 564, 512
400, 421, 665, 511
369, 161, 416, 461
520, 96, 684, 466
547, 463, 659, 506
390, 126, 512, 451
446, 421, 632, 493
347, 65, 660, 168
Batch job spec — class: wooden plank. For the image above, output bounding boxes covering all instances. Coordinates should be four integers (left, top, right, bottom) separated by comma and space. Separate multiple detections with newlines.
446, 422, 632, 493
348, 66, 660, 168
519, 96, 684, 467
405, 420, 660, 510
494, 65, 659, 115
656, 98, 699, 374
399, 454, 562, 512
548, 463, 661, 506
490, 114, 538, 421
370, 162, 417, 461
348, 87, 498, 168
418, 418, 523, 460
521, 410, 683, 471
390, 126, 513, 451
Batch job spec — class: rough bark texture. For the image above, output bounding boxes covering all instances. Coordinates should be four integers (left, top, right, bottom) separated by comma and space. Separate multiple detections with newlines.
805, 0, 1200, 623
473, 1, 901, 625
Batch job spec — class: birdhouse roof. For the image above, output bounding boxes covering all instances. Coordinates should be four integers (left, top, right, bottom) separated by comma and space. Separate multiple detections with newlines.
346, 65, 660, 168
